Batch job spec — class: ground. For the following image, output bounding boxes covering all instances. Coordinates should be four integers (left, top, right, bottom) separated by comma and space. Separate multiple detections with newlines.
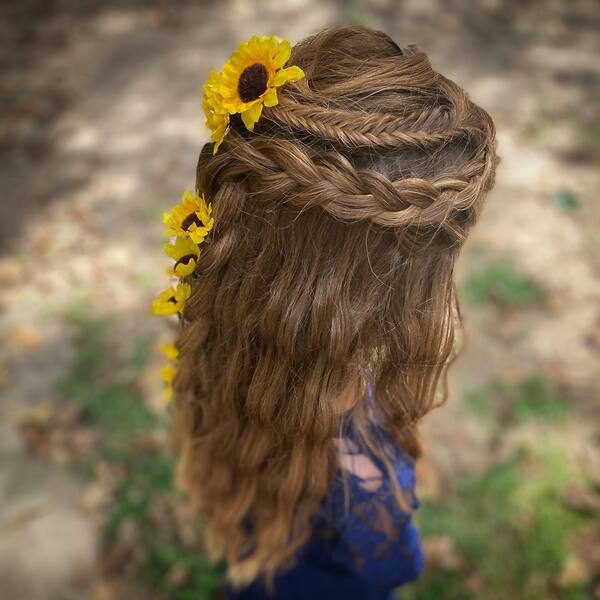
0, 1, 599, 599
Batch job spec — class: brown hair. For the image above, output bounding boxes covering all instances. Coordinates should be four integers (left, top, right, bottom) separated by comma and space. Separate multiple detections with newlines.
173, 25, 497, 587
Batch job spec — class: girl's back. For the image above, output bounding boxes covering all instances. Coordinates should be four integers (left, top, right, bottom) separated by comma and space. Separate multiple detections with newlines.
227, 382, 423, 599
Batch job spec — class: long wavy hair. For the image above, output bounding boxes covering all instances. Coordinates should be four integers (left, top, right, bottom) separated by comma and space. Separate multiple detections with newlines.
173, 25, 498, 587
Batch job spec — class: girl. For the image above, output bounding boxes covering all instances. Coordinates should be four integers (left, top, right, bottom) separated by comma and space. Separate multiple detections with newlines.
166, 25, 497, 600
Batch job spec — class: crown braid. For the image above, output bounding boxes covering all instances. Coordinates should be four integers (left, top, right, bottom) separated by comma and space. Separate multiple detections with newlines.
199, 34, 497, 250
203, 133, 493, 242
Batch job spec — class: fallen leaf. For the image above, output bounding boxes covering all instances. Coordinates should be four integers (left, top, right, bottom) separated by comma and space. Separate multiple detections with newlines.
415, 457, 442, 500
101, 520, 144, 580
573, 529, 600, 572
422, 535, 466, 571
0, 258, 24, 285
166, 564, 189, 587
4, 324, 44, 351
563, 484, 600, 516
558, 554, 591, 588
465, 573, 488, 595
78, 482, 112, 513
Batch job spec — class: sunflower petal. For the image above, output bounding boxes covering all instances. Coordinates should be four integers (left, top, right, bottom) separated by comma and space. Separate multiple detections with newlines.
241, 102, 263, 131
176, 282, 192, 302
163, 385, 173, 402
173, 257, 197, 277
160, 364, 176, 384
273, 65, 305, 87
273, 39, 291, 69
160, 343, 179, 361
263, 86, 278, 108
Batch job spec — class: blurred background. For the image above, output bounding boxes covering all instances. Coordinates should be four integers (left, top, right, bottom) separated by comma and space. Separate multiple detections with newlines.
0, 0, 599, 598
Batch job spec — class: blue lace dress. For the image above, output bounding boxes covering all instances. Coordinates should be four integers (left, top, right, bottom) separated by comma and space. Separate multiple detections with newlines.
227, 385, 424, 600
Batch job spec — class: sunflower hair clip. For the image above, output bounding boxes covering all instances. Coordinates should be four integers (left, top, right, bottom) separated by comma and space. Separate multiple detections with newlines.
202, 35, 305, 153
151, 189, 214, 401
152, 36, 299, 401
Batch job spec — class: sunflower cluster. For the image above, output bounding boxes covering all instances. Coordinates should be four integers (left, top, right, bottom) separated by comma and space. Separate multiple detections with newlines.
152, 189, 214, 400
159, 343, 179, 401
202, 35, 305, 153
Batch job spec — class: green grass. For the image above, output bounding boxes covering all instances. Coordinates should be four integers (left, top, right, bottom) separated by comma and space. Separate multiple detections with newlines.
60, 308, 222, 600
61, 309, 154, 436
552, 188, 580, 213
465, 372, 570, 430
404, 445, 591, 600
104, 446, 221, 600
462, 259, 544, 307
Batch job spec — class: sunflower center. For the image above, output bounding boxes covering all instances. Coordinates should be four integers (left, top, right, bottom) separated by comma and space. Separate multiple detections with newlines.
181, 212, 202, 231
175, 254, 196, 269
238, 63, 268, 103
167, 296, 178, 304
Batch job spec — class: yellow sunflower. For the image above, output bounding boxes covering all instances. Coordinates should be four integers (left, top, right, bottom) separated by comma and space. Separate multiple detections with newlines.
152, 282, 191, 316
163, 190, 214, 244
160, 342, 179, 362
203, 69, 230, 154
160, 363, 176, 402
202, 35, 305, 151
164, 236, 201, 277
158, 343, 179, 403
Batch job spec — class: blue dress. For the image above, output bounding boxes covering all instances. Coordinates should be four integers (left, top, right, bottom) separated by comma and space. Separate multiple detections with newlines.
227, 385, 424, 600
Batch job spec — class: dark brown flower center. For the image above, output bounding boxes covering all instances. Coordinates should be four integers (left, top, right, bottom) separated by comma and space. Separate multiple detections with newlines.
167, 295, 178, 304
238, 63, 268, 103
181, 212, 202, 231
175, 254, 196, 269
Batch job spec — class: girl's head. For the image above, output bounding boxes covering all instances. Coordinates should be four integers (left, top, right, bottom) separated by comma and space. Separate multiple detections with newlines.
174, 25, 497, 586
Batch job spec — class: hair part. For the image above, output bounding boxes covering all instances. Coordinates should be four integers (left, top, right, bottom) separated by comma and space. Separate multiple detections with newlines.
173, 25, 498, 588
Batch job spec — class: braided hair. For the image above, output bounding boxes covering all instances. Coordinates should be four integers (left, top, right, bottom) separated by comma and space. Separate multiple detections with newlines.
174, 25, 498, 587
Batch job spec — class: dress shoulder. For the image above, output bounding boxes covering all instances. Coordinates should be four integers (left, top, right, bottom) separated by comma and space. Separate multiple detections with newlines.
318, 382, 424, 588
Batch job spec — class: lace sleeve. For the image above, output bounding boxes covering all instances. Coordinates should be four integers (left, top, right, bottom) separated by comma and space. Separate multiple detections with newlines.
322, 435, 425, 589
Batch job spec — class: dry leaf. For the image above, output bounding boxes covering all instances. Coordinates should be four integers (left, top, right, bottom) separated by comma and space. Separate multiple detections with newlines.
558, 554, 591, 588
465, 573, 487, 595
573, 530, 600, 572
423, 535, 465, 571
563, 484, 600, 516
78, 482, 112, 513
16, 402, 95, 460
166, 564, 189, 587
0, 258, 24, 285
415, 457, 442, 500
101, 520, 144, 580
4, 323, 44, 351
